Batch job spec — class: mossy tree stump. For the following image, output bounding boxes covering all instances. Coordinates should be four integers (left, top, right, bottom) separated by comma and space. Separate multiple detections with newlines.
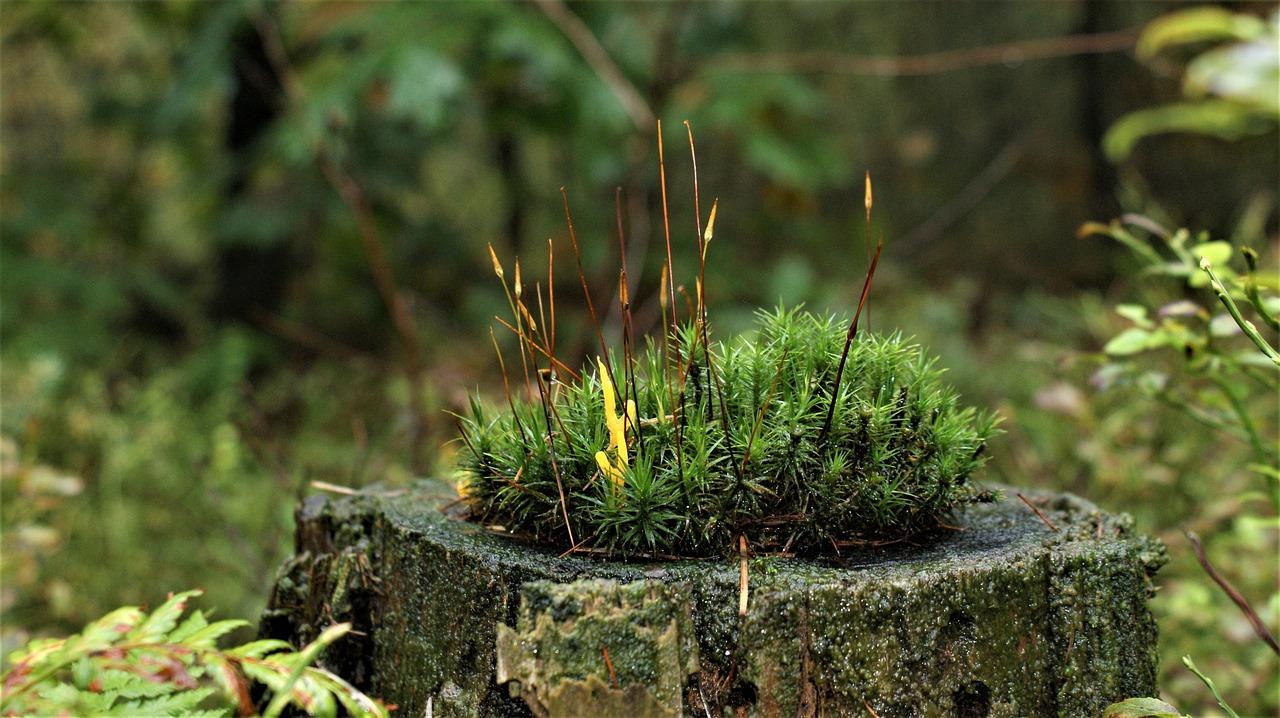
260, 480, 1164, 717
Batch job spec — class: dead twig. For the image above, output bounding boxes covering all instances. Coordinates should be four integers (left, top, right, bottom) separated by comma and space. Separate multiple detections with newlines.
1186, 531, 1280, 655
895, 132, 1030, 253
1016, 493, 1060, 532
248, 307, 370, 363
738, 535, 750, 617
310, 480, 358, 496
533, 0, 656, 132
709, 28, 1138, 77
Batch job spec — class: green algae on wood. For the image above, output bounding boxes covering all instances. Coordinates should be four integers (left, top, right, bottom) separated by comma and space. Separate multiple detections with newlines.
260, 480, 1164, 717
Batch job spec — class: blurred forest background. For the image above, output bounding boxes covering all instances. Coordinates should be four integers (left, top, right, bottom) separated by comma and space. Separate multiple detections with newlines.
2, 1, 1276, 714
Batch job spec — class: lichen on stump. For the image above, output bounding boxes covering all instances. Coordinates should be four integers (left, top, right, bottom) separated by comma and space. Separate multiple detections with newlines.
260, 480, 1165, 718
496, 580, 699, 718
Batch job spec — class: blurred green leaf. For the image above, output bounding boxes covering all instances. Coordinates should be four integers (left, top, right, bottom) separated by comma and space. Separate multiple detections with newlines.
1117, 304, 1154, 328
1102, 696, 1185, 717
1104, 100, 1277, 160
1190, 241, 1233, 266
1136, 7, 1267, 60
1105, 327, 1154, 356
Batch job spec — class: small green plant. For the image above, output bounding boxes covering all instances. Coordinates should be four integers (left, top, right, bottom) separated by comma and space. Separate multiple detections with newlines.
1081, 216, 1279, 506
459, 149, 998, 558
1086, 215, 1278, 716
0, 590, 387, 718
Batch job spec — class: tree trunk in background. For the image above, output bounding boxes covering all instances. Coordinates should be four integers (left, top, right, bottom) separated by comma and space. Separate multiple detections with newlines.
211, 24, 293, 323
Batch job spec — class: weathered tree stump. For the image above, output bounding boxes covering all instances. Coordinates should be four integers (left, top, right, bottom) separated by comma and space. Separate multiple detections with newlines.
260, 480, 1164, 717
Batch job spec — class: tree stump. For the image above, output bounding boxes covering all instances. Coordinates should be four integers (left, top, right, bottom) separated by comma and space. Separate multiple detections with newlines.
260, 480, 1165, 717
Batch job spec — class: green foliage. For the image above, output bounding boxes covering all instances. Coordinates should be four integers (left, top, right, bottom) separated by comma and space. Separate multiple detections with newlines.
1081, 217, 1279, 504
1105, 7, 1279, 160
0, 590, 386, 718
1102, 696, 1185, 718
1083, 214, 1278, 716
0, 336, 294, 643
0, 0, 1273, 714
459, 307, 999, 556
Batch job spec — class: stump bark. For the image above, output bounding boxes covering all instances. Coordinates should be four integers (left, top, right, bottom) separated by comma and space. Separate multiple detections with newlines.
260, 480, 1165, 717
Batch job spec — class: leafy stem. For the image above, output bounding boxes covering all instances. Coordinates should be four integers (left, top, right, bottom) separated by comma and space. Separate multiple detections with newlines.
1200, 258, 1280, 367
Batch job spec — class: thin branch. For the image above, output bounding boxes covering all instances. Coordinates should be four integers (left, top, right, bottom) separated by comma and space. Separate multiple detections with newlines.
491, 316, 581, 381
708, 28, 1138, 77
560, 188, 619, 396
533, 0, 656, 132
1016, 493, 1060, 532
247, 307, 369, 363
1186, 530, 1280, 655
895, 132, 1030, 253
656, 122, 686, 474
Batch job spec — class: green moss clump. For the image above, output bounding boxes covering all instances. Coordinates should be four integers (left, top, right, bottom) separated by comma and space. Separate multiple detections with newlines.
458, 307, 999, 557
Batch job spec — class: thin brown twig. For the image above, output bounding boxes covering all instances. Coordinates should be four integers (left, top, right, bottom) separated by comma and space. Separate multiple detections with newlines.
533, 0, 656, 132
492, 316, 581, 381
1016, 493, 1060, 532
248, 307, 369, 363
533, 350, 575, 546
536, 282, 550, 368
490, 328, 528, 441
709, 28, 1138, 77
318, 153, 429, 473
616, 188, 641, 443
513, 262, 537, 400
547, 238, 557, 357
309, 480, 358, 496
863, 170, 873, 331
1186, 530, 1279, 655
738, 535, 750, 617
682, 122, 738, 477
895, 132, 1030, 253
